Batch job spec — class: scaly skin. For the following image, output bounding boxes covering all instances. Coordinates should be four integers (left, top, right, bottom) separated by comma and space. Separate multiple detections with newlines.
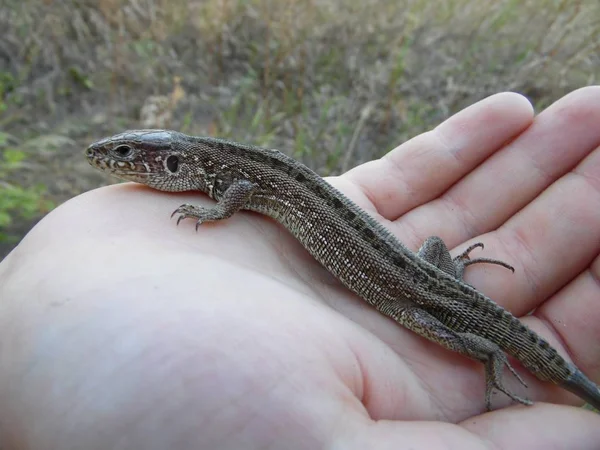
86, 129, 600, 411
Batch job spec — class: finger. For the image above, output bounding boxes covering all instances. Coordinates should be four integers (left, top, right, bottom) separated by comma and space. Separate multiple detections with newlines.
435, 140, 600, 315
403, 86, 600, 248
513, 145, 600, 389
340, 404, 600, 450
461, 404, 600, 449
440, 141, 600, 406
528, 258, 600, 394
496, 149, 600, 404
491, 144, 600, 314
338, 92, 534, 233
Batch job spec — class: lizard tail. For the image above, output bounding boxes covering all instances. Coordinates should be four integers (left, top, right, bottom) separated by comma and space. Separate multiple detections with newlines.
561, 368, 600, 411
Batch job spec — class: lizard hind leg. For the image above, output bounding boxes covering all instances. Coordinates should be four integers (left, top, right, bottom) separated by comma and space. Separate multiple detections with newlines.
395, 307, 532, 410
460, 332, 533, 410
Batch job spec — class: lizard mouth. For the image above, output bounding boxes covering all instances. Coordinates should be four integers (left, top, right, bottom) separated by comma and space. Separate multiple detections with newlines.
86, 154, 151, 182
87, 153, 143, 172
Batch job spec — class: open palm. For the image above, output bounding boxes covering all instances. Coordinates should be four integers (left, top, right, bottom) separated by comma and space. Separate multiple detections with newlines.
1, 88, 599, 449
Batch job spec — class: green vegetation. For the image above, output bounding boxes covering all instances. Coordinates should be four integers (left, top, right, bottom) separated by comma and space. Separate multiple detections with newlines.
0, 133, 53, 243
0, 0, 598, 254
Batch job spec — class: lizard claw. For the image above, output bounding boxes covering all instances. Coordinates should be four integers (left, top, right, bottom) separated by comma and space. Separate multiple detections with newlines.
171, 203, 209, 230
504, 359, 529, 389
171, 203, 193, 218
455, 242, 515, 273
171, 204, 198, 226
455, 242, 484, 260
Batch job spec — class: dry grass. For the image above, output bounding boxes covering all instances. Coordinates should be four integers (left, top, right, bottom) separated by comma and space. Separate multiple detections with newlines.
0, 0, 598, 253
2, 0, 599, 168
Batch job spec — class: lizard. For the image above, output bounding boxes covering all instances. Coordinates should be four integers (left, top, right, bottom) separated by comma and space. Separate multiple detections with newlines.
85, 128, 600, 412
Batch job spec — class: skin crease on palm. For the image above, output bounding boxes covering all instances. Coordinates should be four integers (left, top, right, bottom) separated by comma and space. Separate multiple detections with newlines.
1, 88, 600, 450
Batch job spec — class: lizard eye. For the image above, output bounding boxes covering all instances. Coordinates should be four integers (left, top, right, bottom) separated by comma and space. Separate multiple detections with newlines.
166, 155, 179, 173
113, 145, 133, 158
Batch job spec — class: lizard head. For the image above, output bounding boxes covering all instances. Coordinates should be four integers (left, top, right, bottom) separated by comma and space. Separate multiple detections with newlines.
86, 129, 200, 192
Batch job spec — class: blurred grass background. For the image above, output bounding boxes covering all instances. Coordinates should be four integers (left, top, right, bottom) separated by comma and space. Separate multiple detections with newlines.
0, 0, 598, 258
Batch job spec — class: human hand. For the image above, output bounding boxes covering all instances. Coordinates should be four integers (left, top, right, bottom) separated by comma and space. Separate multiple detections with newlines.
1, 88, 599, 449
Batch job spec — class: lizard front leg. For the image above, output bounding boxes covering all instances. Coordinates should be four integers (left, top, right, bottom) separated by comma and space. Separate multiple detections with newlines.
395, 306, 531, 410
171, 180, 257, 230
